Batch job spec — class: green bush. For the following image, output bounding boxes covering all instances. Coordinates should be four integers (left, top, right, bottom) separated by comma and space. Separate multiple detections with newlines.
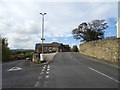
1, 37, 11, 62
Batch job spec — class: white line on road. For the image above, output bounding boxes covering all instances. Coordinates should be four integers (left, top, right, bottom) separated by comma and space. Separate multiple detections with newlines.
43, 66, 46, 69
47, 65, 50, 69
45, 75, 49, 79
40, 72, 44, 75
35, 82, 40, 87
47, 68, 50, 71
44, 65, 47, 67
46, 71, 49, 74
42, 69, 45, 72
67, 54, 82, 64
89, 67, 120, 83
7, 67, 22, 72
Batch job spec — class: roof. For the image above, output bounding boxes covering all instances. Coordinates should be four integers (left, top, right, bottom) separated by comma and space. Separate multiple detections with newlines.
36, 42, 62, 47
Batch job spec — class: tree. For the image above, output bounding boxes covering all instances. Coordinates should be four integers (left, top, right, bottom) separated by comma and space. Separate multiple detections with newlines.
72, 19, 109, 42
72, 45, 79, 52
1, 36, 11, 61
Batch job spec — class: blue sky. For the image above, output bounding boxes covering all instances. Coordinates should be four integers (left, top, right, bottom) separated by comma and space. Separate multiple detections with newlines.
0, 0, 119, 49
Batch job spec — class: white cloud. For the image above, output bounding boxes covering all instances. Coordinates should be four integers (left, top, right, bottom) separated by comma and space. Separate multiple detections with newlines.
0, 1, 118, 49
1, 19, 42, 49
52, 38, 58, 41
1, 0, 119, 2
6, 32, 39, 49
64, 38, 68, 41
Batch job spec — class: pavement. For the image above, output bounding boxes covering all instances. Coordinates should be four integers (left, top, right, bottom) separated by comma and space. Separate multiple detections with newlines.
2, 52, 120, 88
43, 52, 58, 64
26, 52, 57, 66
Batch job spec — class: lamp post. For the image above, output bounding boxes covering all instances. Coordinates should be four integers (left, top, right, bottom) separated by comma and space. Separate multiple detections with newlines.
40, 13, 46, 62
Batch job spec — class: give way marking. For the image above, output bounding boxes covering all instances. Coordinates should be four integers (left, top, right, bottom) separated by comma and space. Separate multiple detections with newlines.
7, 67, 22, 72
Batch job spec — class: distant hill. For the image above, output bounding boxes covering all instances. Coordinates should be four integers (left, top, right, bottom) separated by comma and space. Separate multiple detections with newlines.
10, 49, 34, 60
10, 49, 34, 53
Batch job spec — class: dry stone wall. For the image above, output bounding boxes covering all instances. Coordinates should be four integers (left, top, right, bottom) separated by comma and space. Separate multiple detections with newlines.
80, 38, 120, 62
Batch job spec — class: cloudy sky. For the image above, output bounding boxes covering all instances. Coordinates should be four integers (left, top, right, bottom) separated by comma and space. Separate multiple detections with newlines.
0, 0, 119, 49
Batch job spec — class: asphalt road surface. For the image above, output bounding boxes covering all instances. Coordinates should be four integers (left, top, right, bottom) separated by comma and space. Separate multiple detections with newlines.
2, 52, 119, 88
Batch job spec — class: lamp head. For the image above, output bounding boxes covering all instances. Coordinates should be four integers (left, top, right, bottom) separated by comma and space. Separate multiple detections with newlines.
44, 13, 47, 15
40, 13, 47, 15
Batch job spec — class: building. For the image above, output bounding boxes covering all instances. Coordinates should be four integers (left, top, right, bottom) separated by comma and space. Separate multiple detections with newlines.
35, 42, 71, 53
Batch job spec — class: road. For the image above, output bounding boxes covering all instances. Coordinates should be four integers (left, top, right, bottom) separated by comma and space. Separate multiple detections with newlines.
2, 52, 119, 88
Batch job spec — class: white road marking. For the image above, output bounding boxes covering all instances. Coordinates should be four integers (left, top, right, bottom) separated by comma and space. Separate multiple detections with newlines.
40, 72, 44, 75
45, 75, 49, 79
42, 69, 45, 72
35, 82, 39, 87
47, 65, 50, 69
44, 65, 47, 67
47, 68, 50, 71
7, 67, 22, 72
67, 54, 82, 64
43, 67, 46, 69
89, 67, 120, 83
46, 71, 49, 74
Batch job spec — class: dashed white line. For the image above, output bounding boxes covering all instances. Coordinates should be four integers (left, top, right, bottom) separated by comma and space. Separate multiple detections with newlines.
35, 82, 40, 87
67, 54, 82, 64
45, 75, 49, 79
47, 68, 50, 71
46, 71, 49, 74
89, 67, 120, 83
43, 67, 46, 69
44, 65, 47, 67
35, 64, 51, 88
42, 69, 45, 72
47, 65, 50, 69
40, 72, 44, 75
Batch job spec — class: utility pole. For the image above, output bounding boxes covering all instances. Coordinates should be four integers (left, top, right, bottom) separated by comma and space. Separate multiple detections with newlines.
40, 13, 46, 62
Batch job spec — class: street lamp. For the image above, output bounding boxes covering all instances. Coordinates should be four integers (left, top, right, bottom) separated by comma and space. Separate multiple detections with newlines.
40, 13, 47, 62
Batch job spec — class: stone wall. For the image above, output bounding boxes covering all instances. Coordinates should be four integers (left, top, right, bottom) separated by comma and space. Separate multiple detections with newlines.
80, 38, 120, 62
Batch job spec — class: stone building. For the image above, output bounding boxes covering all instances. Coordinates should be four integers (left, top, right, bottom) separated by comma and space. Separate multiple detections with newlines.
32, 42, 70, 62
35, 42, 71, 53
